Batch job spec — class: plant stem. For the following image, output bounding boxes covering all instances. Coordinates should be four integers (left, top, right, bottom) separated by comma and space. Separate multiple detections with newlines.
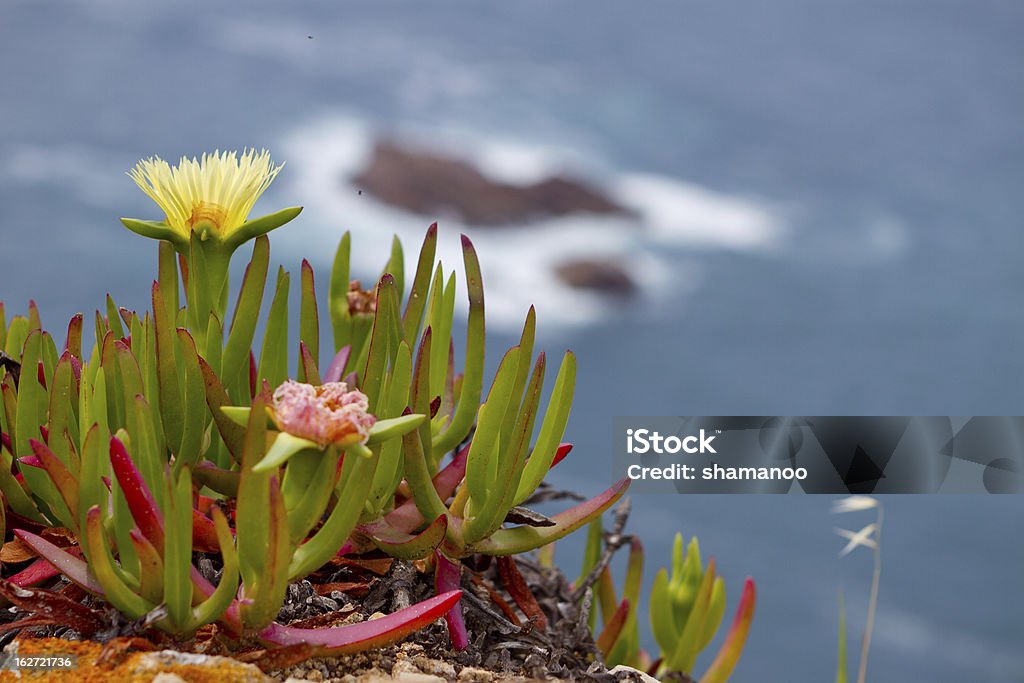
858, 504, 882, 683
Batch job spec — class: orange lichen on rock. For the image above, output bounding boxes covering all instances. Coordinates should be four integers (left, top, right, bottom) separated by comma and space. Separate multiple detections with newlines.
0, 638, 268, 682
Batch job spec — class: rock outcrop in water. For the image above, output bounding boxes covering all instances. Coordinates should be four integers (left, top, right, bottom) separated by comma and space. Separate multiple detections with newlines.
554, 258, 636, 295
351, 140, 630, 227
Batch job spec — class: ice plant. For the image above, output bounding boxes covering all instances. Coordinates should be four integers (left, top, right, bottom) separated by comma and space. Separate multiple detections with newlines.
648, 534, 756, 682
123, 149, 296, 250
1, 152, 649, 666
122, 149, 301, 353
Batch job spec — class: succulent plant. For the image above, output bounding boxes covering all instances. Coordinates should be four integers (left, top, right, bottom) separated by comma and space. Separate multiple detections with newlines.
573, 518, 757, 683
0, 148, 631, 662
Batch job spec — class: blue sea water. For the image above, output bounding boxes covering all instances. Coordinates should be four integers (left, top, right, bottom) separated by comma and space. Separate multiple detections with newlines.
1, 1, 1022, 680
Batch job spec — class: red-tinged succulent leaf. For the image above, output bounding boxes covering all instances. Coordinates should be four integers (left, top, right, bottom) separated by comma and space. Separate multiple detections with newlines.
109, 436, 165, 549
129, 528, 165, 605
249, 351, 258, 399
258, 590, 462, 655
194, 460, 241, 497
471, 478, 630, 556
1, 431, 12, 453
384, 442, 470, 533
192, 509, 221, 552
0, 579, 108, 636
12, 529, 105, 595
497, 556, 548, 631
359, 515, 448, 561
28, 439, 79, 520
8, 546, 84, 587
18, 455, 43, 468
197, 356, 246, 463
189, 565, 243, 637
550, 442, 573, 468
65, 313, 84, 358
323, 346, 352, 383
700, 578, 757, 683
299, 341, 322, 386
598, 567, 618, 625
596, 599, 630, 655
434, 553, 469, 650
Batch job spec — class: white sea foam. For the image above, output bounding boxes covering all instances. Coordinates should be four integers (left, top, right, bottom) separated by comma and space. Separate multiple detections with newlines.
276, 115, 782, 330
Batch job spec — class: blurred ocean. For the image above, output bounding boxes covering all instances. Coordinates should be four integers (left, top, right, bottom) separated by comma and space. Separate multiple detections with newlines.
1, 1, 1022, 680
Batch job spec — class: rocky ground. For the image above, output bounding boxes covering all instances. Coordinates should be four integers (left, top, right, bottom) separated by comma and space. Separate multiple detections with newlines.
0, 554, 655, 682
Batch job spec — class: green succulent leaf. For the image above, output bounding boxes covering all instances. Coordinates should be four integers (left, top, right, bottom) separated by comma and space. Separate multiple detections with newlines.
253, 431, 321, 473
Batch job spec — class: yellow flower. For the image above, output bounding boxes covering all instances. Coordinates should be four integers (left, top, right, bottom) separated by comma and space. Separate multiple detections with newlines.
127, 149, 283, 241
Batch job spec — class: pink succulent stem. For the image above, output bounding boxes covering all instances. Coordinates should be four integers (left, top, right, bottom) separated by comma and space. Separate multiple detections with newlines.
434, 551, 469, 650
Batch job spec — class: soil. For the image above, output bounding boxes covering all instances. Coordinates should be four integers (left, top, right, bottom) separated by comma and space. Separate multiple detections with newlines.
0, 555, 649, 683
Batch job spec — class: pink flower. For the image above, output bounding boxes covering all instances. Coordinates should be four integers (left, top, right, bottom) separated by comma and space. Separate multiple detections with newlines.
270, 380, 376, 447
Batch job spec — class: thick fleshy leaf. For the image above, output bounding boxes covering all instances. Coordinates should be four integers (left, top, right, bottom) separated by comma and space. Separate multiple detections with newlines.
152, 281, 184, 451
173, 329, 207, 469
223, 236, 270, 395
514, 351, 576, 505
84, 506, 156, 619
666, 558, 716, 674
289, 442, 378, 580
465, 351, 544, 545
192, 506, 241, 628
257, 267, 290, 389
471, 479, 630, 556
193, 461, 240, 497
258, 590, 461, 655
323, 346, 351, 384
464, 346, 520, 507
384, 441, 469, 532
254, 431, 321, 472
227, 206, 303, 249
700, 578, 756, 683
329, 232, 353, 350
362, 274, 398, 413
298, 260, 320, 383
9, 532, 99, 593
596, 599, 630, 655
121, 218, 185, 248
431, 235, 485, 457
365, 413, 425, 445
401, 223, 438, 344
109, 436, 164, 549
360, 514, 448, 561
434, 554, 468, 650
129, 528, 165, 605
28, 439, 78, 530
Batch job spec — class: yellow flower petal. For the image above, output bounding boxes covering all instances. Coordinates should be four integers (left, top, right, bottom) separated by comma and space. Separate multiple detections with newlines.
127, 149, 283, 240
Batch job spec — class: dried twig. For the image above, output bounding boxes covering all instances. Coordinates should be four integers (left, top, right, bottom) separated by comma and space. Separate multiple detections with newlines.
571, 498, 632, 602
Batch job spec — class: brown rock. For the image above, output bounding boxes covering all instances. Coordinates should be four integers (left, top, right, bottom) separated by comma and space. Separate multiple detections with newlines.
351, 140, 628, 226
553, 259, 636, 295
